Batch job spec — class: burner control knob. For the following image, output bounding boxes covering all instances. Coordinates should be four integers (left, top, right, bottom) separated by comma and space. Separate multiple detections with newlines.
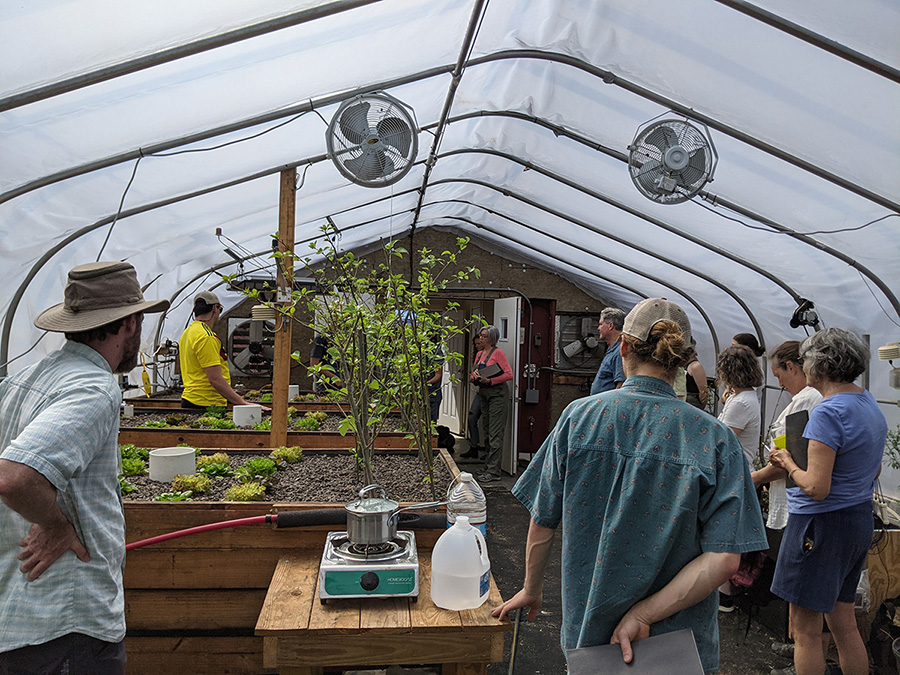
360, 571, 380, 591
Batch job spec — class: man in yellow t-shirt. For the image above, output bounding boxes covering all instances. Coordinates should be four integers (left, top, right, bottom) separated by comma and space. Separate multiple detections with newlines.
179, 291, 253, 409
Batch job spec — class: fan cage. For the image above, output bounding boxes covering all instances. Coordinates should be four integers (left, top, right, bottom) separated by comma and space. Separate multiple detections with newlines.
627, 118, 717, 204
326, 93, 418, 187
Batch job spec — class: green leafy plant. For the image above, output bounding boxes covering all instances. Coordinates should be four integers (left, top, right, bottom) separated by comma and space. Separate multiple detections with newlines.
204, 405, 228, 419
197, 452, 230, 468
235, 457, 279, 485
269, 446, 303, 464
121, 457, 147, 477
260, 392, 273, 403
120, 444, 150, 462
252, 418, 272, 431
293, 415, 322, 431
198, 462, 234, 477
172, 473, 212, 495
197, 416, 236, 429
224, 482, 267, 501
139, 420, 168, 428
165, 414, 187, 426
154, 491, 193, 502
119, 476, 136, 495
885, 425, 900, 491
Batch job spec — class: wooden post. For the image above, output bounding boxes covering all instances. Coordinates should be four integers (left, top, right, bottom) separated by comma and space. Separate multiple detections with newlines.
270, 168, 296, 448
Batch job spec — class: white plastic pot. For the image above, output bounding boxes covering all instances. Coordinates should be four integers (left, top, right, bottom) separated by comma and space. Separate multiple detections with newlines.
288, 384, 300, 399
233, 404, 262, 427
149, 447, 196, 483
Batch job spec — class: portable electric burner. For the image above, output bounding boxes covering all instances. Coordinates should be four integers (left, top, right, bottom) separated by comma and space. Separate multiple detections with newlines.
318, 530, 419, 603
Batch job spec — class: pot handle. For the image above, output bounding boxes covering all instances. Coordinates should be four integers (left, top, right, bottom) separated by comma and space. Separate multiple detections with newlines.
358, 484, 386, 500
393, 500, 448, 517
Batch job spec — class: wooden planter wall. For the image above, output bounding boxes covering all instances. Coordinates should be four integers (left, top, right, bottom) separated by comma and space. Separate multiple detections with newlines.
123, 449, 457, 675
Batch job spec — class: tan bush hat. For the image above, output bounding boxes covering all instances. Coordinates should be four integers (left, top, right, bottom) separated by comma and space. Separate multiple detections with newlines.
623, 298, 691, 343
34, 262, 169, 333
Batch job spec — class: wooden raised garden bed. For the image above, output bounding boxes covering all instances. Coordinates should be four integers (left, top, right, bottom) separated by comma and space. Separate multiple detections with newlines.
123, 449, 458, 675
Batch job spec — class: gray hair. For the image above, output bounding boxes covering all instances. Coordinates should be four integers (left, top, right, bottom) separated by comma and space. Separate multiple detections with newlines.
800, 328, 869, 384
480, 325, 500, 346
600, 307, 626, 331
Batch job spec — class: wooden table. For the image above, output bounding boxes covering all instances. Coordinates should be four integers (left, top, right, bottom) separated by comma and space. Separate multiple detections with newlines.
255, 549, 511, 674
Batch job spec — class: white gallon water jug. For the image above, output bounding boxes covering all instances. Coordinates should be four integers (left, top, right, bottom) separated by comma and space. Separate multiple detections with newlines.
446, 471, 487, 535
430, 515, 491, 610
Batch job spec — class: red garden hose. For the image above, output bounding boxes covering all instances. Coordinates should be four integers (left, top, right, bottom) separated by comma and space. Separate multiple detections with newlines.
125, 514, 275, 550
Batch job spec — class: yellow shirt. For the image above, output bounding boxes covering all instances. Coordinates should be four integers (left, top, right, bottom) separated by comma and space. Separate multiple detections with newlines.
179, 320, 230, 406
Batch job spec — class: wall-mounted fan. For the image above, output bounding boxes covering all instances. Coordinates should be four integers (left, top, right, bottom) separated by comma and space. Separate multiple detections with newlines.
556, 315, 603, 368
227, 318, 275, 376
628, 117, 717, 204
326, 92, 418, 187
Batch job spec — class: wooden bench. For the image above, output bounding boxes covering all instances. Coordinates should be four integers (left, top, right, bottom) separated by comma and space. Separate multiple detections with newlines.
256, 551, 510, 674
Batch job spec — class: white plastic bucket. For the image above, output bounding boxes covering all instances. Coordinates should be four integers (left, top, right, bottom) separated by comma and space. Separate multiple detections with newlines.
233, 404, 262, 427
121, 403, 134, 418
288, 384, 300, 399
430, 515, 491, 610
149, 447, 196, 483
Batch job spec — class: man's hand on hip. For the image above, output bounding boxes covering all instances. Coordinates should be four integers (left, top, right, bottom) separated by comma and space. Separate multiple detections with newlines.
18, 520, 90, 581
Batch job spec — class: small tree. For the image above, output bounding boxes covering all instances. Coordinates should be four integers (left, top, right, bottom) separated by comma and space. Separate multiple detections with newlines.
239, 224, 478, 494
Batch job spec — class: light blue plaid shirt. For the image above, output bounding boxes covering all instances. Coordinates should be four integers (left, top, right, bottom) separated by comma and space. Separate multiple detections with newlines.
0, 341, 125, 651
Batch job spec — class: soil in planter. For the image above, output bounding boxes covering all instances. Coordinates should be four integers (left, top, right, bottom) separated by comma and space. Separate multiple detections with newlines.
124, 452, 453, 503
122, 411, 405, 433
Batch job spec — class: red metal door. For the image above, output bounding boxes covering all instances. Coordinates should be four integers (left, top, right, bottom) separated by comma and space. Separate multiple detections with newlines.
516, 298, 555, 461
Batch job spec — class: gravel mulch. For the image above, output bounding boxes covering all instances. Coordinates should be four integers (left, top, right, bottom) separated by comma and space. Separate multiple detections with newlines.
123, 451, 452, 503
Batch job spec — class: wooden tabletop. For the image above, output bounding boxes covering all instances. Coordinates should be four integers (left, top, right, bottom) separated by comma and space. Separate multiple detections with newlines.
256, 550, 510, 637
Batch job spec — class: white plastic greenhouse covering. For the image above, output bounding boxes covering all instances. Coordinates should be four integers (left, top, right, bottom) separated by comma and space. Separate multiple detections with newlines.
1, 1, 899, 486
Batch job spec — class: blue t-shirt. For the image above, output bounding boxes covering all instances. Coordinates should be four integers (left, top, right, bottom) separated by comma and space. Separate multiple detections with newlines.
590, 341, 625, 395
513, 375, 767, 673
788, 390, 887, 514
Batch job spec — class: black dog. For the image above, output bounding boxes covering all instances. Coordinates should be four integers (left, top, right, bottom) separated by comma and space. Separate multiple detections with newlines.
436, 425, 455, 455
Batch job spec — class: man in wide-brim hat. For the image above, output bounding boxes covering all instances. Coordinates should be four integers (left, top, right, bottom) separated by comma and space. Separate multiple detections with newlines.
0, 261, 168, 674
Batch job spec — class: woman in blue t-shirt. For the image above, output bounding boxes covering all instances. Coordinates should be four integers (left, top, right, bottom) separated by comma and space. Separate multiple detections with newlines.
768, 328, 887, 675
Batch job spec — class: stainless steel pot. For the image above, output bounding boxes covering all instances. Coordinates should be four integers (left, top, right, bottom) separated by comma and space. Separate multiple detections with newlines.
345, 484, 446, 545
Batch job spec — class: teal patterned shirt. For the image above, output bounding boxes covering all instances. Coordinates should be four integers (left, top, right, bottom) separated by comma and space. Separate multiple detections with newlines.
513, 375, 766, 673
0, 341, 125, 650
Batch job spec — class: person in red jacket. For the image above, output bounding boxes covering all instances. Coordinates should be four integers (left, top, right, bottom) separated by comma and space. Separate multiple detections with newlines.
470, 325, 513, 482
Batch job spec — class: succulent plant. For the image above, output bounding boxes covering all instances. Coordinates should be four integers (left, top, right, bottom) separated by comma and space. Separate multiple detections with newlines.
172, 474, 212, 495
269, 446, 303, 464
153, 491, 193, 502
197, 452, 230, 468
198, 462, 234, 478
224, 482, 267, 502
235, 457, 278, 485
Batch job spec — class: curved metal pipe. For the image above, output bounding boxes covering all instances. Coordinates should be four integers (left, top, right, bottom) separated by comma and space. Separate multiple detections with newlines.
425, 177, 762, 342
0, 0, 387, 113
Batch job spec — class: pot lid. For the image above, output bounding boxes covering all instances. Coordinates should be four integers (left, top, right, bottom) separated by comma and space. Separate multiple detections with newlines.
345, 484, 398, 514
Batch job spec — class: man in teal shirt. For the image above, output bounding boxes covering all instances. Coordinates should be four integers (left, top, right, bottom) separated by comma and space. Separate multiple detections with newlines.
494, 299, 767, 673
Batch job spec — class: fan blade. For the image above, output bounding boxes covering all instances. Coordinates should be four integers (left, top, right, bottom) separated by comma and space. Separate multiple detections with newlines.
339, 102, 371, 145
345, 150, 395, 182
376, 116, 413, 157
677, 146, 707, 186
233, 347, 253, 370
644, 125, 678, 154
634, 159, 663, 193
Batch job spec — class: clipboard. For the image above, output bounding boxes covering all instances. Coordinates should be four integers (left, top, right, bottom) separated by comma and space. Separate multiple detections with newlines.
566, 629, 704, 675
784, 409, 810, 488
478, 362, 504, 379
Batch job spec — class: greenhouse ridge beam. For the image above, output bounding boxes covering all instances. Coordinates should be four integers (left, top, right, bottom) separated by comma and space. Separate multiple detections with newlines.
410, 0, 489, 252
0, 0, 386, 113
714, 0, 900, 84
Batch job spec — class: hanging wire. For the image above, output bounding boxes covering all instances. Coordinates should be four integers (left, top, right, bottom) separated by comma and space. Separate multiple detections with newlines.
0, 331, 49, 370
857, 269, 900, 329
96, 156, 142, 261
150, 112, 310, 157
691, 197, 899, 236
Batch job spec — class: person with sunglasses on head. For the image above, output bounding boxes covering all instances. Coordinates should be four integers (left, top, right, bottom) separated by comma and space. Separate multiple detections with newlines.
179, 291, 258, 410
